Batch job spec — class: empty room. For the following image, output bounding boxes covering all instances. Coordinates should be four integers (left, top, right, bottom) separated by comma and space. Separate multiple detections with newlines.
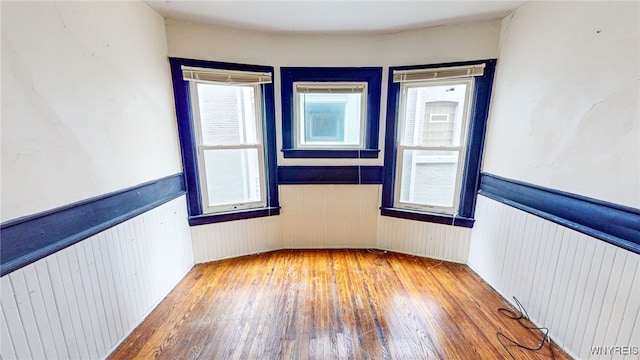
1, 1, 638, 359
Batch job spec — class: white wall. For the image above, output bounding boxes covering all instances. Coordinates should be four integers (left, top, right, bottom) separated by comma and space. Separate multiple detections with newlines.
471, 2, 640, 358
1, 1, 183, 221
1, 2, 195, 359
166, 19, 500, 67
167, 18, 498, 263
482, 1, 639, 208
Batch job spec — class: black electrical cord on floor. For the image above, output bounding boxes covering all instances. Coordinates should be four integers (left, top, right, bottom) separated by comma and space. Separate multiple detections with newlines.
496, 296, 556, 359
366, 248, 387, 255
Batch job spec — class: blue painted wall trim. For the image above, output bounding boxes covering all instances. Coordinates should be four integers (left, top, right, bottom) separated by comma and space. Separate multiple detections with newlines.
281, 149, 380, 159
479, 173, 640, 254
278, 166, 383, 184
0, 174, 186, 276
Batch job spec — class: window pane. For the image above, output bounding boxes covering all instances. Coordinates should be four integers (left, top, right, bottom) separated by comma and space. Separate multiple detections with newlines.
401, 83, 468, 147
399, 150, 460, 208
202, 148, 262, 208
197, 83, 258, 146
298, 93, 362, 146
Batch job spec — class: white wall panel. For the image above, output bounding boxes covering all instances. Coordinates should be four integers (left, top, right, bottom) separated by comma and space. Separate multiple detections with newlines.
0, 197, 193, 360
280, 185, 379, 250
469, 195, 640, 359
191, 215, 282, 263
376, 215, 471, 263
192, 185, 472, 264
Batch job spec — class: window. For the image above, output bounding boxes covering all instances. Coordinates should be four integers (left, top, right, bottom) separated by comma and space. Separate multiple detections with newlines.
429, 113, 450, 123
381, 60, 496, 227
294, 82, 366, 148
169, 58, 279, 225
192, 81, 264, 212
396, 81, 472, 213
281, 67, 383, 158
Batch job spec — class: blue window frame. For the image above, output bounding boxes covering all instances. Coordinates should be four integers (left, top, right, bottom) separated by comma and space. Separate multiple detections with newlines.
281, 67, 383, 158
169, 57, 279, 225
381, 59, 496, 227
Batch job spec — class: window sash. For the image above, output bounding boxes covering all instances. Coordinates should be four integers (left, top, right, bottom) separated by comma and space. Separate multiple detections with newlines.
189, 81, 267, 214
194, 83, 261, 146
394, 146, 465, 214
198, 145, 267, 213
397, 79, 473, 148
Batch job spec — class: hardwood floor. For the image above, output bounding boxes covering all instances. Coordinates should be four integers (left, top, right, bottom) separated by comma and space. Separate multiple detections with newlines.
109, 249, 571, 359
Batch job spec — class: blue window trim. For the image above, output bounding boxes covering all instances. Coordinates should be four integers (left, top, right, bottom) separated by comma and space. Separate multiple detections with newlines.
169, 57, 280, 226
381, 59, 496, 227
379, 208, 475, 227
277, 166, 383, 184
280, 67, 383, 159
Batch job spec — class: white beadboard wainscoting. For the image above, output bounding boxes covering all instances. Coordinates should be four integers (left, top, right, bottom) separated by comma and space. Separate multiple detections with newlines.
469, 195, 640, 360
190, 185, 380, 264
190, 215, 282, 263
377, 216, 472, 264
191, 185, 472, 265
0, 197, 193, 360
280, 185, 380, 250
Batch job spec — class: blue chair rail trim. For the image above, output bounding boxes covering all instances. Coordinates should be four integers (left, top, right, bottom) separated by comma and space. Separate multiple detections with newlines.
278, 166, 383, 184
479, 173, 640, 254
0, 173, 186, 276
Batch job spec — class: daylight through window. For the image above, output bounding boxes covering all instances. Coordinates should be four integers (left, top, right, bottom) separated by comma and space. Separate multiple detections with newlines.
185, 66, 271, 214
294, 82, 366, 149
395, 80, 473, 214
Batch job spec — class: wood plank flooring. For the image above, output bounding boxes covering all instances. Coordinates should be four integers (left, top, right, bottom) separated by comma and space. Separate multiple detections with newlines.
109, 249, 572, 359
